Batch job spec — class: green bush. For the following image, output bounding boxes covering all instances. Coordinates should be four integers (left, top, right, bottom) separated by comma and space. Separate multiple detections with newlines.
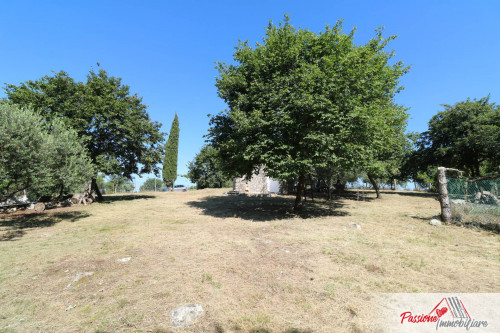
0, 103, 94, 200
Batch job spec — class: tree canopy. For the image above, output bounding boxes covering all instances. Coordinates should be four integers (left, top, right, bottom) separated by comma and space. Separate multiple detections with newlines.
404, 96, 499, 180
0, 103, 94, 201
186, 145, 232, 189
360, 103, 411, 198
4, 67, 165, 200
139, 178, 164, 192
163, 114, 180, 188
208, 17, 409, 209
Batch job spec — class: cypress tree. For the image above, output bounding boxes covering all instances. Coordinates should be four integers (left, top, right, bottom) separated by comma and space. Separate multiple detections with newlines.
163, 114, 179, 189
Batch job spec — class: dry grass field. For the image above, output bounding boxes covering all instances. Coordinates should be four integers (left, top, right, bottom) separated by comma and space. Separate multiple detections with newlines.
0, 189, 498, 332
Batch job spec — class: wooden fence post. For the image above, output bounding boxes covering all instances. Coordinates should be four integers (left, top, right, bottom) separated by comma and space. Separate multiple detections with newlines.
437, 167, 452, 223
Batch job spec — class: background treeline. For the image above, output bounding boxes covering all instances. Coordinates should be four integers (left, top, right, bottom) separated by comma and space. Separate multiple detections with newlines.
185, 19, 499, 203
186, 96, 499, 195
1, 66, 165, 202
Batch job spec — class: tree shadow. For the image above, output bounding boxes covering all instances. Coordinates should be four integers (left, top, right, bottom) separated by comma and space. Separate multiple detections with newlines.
99, 194, 156, 203
409, 214, 437, 221
0, 211, 91, 241
335, 192, 376, 202
302, 190, 377, 202
187, 195, 348, 222
382, 191, 438, 199
0, 229, 26, 241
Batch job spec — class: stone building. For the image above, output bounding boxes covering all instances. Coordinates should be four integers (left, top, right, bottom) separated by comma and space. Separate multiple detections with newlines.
233, 166, 280, 195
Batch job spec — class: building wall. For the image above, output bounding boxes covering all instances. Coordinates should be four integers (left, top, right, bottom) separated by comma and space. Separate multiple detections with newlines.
233, 166, 269, 194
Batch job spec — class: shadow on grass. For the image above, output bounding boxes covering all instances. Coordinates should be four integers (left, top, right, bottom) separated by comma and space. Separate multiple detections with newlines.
0, 211, 90, 241
99, 194, 156, 204
187, 195, 348, 222
410, 214, 437, 221
334, 191, 376, 202
381, 191, 438, 199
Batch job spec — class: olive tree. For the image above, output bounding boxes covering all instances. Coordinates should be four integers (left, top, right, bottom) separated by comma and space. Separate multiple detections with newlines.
0, 103, 94, 201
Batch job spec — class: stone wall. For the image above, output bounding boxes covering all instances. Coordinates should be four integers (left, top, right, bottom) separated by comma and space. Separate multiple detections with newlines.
233, 166, 269, 194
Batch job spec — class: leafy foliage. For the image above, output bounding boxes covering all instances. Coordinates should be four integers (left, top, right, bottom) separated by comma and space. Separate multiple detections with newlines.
163, 114, 179, 188
4, 67, 165, 198
186, 145, 232, 189
139, 178, 164, 192
0, 103, 94, 201
208, 17, 408, 208
404, 96, 499, 179
360, 106, 412, 198
104, 175, 135, 193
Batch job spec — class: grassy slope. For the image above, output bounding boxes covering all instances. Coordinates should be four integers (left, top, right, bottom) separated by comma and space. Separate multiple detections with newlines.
0, 189, 498, 332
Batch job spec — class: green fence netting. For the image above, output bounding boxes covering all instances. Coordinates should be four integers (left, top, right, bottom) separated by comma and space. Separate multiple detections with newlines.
447, 177, 500, 229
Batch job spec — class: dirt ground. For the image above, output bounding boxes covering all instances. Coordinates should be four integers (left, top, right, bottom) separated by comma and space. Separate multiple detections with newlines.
0, 189, 498, 332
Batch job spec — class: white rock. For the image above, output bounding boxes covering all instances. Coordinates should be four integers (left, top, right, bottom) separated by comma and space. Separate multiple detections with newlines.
65, 272, 94, 289
350, 223, 361, 230
117, 257, 131, 262
429, 219, 442, 227
65, 305, 76, 311
27, 203, 35, 210
171, 304, 204, 327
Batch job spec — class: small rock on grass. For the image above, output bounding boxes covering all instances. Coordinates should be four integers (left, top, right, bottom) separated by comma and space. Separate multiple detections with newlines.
171, 304, 204, 327
117, 257, 131, 262
350, 223, 361, 230
429, 219, 441, 227
65, 272, 94, 289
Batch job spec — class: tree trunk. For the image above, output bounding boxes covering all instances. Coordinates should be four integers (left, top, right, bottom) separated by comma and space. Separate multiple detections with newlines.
437, 167, 452, 223
91, 178, 104, 202
474, 162, 481, 178
326, 177, 332, 201
294, 175, 306, 212
58, 184, 65, 200
308, 174, 314, 202
367, 173, 382, 199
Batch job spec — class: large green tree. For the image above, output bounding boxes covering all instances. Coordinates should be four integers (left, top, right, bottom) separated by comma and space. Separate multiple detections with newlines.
208, 17, 408, 210
406, 96, 499, 179
0, 103, 94, 201
139, 178, 164, 192
186, 145, 232, 189
163, 114, 179, 189
4, 67, 164, 201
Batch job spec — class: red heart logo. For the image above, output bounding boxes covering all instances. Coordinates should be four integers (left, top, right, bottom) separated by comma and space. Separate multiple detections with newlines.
436, 307, 448, 317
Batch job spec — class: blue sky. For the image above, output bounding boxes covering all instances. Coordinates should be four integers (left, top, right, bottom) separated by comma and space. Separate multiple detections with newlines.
1, 1, 499, 189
